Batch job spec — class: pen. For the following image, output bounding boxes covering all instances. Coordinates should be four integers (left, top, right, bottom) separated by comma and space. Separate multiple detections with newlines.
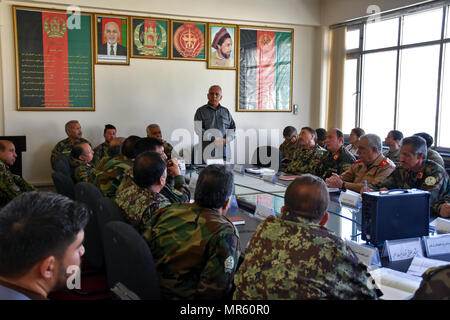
364, 180, 368, 190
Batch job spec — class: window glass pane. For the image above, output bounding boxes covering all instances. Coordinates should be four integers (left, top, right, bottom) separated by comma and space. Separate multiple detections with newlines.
438, 44, 450, 147
397, 45, 440, 138
446, 6, 450, 39
346, 28, 360, 50
365, 18, 398, 50
402, 8, 443, 45
360, 51, 397, 138
342, 59, 358, 133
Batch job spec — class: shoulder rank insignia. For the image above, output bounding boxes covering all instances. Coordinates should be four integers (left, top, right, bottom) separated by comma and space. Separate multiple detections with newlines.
424, 176, 436, 186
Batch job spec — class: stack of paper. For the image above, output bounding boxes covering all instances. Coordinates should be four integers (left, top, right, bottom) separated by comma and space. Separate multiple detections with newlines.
369, 267, 423, 300
245, 168, 275, 175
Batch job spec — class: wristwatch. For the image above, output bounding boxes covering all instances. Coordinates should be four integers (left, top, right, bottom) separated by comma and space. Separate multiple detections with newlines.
341, 181, 346, 191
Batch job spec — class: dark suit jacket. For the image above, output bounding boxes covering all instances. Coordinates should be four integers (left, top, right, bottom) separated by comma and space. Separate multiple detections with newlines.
98, 43, 127, 56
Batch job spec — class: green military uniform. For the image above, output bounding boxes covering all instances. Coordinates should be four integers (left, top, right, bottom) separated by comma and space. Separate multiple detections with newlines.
427, 148, 445, 168
70, 157, 97, 183
93, 154, 132, 198
164, 141, 174, 159
316, 146, 356, 180
413, 265, 450, 299
233, 211, 378, 300
115, 179, 171, 234
116, 168, 190, 203
340, 154, 396, 193
143, 203, 241, 299
93, 142, 109, 166
0, 160, 36, 208
383, 149, 401, 163
372, 159, 449, 218
50, 137, 91, 169
279, 139, 300, 162
285, 145, 326, 175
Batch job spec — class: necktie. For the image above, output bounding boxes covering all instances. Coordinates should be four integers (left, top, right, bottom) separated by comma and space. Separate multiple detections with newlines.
110, 45, 114, 55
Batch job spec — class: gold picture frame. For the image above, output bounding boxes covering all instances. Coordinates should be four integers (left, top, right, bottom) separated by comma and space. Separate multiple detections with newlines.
95, 14, 130, 65
207, 23, 237, 70
170, 20, 207, 61
131, 17, 170, 59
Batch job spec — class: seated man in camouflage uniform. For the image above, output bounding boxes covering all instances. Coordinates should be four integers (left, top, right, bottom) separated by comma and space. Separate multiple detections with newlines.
433, 194, 450, 218
70, 142, 97, 183
234, 174, 378, 300
414, 132, 445, 168
0, 140, 35, 209
326, 134, 395, 193
50, 120, 91, 170
146, 124, 176, 160
93, 124, 117, 166
413, 264, 450, 300
143, 164, 241, 299
115, 152, 171, 234
383, 130, 403, 163
315, 128, 356, 180
279, 126, 299, 169
284, 127, 325, 175
368, 136, 449, 218
116, 138, 190, 203
93, 135, 139, 198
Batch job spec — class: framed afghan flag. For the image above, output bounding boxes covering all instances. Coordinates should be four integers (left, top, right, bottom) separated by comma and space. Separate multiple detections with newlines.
13, 6, 95, 111
237, 26, 293, 112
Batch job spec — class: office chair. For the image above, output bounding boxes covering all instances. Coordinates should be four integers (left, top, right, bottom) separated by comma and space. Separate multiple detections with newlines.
53, 155, 72, 177
74, 182, 105, 270
52, 171, 75, 200
96, 197, 125, 239
102, 221, 161, 300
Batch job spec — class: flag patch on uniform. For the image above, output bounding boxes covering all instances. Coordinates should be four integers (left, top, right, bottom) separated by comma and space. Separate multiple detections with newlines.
224, 256, 234, 272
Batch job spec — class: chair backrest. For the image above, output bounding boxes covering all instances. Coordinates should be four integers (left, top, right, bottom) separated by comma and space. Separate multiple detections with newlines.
251, 146, 281, 171
74, 182, 105, 269
51, 171, 75, 200
102, 221, 161, 300
96, 197, 125, 238
54, 155, 72, 177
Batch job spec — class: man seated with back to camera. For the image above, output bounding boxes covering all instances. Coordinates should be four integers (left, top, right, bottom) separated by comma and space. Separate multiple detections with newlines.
115, 137, 190, 204
233, 174, 378, 300
143, 164, 241, 300
115, 151, 172, 234
365, 135, 449, 218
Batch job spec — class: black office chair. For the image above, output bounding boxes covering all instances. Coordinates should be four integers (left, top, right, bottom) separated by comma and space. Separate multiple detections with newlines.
54, 155, 72, 177
102, 221, 161, 300
96, 197, 125, 239
74, 182, 105, 270
52, 171, 75, 199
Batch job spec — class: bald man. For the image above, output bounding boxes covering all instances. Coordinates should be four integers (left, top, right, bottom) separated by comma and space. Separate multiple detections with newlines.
98, 21, 127, 56
0, 140, 35, 209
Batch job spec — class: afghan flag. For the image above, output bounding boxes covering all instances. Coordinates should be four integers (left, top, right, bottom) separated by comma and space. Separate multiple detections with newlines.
15, 8, 92, 109
239, 28, 292, 110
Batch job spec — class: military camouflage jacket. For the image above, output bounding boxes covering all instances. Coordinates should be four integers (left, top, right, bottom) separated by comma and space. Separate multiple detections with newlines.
285, 145, 326, 176
341, 154, 396, 193
51, 137, 91, 169
279, 139, 301, 162
164, 142, 174, 160
316, 146, 356, 180
93, 154, 133, 198
144, 203, 241, 300
233, 211, 378, 300
93, 142, 109, 166
372, 160, 449, 218
383, 149, 401, 163
413, 265, 450, 299
70, 157, 97, 183
115, 179, 171, 234
427, 148, 445, 168
0, 160, 36, 208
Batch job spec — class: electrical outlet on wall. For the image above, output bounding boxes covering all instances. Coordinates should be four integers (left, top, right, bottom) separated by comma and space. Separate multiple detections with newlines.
293, 104, 298, 115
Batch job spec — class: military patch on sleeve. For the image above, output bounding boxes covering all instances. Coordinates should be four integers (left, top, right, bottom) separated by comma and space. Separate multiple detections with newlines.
333, 154, 339, 161
224, 256, 235, 273
380, 160, 388, 167
425, 176, 437, 186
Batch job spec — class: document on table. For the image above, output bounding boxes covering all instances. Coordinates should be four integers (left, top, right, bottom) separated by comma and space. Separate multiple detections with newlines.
369, 267, 423, 300
406, 256, 450, 277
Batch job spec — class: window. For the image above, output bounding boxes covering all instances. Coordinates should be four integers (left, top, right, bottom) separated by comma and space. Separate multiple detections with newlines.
341, 4, 450, 149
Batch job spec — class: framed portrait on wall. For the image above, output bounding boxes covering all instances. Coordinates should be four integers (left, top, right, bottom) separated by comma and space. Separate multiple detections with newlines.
13, 6, 95, 111
170, 20, 206, 61
131, 17, 169, 59
237, 26, 293, 112
207, 24, 237, 70
95, 14, 130, 65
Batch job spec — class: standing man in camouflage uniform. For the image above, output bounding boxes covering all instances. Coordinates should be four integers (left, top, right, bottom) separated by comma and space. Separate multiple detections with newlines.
368, 136, 449, 218
146, 124, 176, 160
279, 126, 299, 169
383, 130, 403, 163
143, 164, 241, 299
93, 124, 117, 166
50, 120, 91, 169
315, 128, 356, 180
234, 174, 377, 300
0, 140, 35, 209
284, 127, 326, 175
70, 142, 97, 183
115, 152, 171, 234
326, 134, 395, 193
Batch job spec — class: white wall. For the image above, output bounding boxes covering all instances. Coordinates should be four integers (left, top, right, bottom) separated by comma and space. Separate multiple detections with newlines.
0, 0, 322, 184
